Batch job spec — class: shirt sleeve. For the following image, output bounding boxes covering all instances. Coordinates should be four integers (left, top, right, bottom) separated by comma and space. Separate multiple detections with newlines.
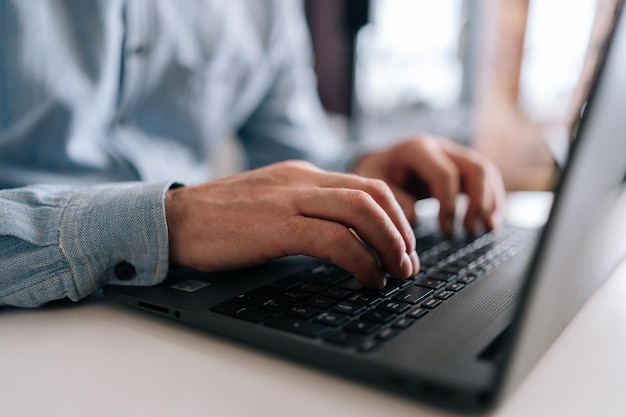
237, 1, 361, 173
0, 181, 173, 307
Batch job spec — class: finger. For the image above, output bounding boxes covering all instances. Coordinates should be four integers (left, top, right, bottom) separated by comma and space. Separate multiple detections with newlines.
280, 216, 387, 288
465, 186, 492, 234
486, 163, 507, 229
456, 156, 490, 234
398, 140, 460, 235
310, 171, 417, 254
389, 184, 418, 225
294, 187, 416, 280
441, 142, 504, 232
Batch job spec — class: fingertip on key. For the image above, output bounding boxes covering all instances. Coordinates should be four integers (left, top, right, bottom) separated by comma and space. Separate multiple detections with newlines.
409, 250, 420, 276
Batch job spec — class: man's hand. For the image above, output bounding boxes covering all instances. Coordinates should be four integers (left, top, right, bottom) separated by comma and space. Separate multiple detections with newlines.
353, 136, 506, 235
165, 160, 420, 288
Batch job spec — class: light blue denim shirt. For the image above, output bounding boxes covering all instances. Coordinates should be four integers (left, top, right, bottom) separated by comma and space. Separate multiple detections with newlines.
0, 0, 352, 307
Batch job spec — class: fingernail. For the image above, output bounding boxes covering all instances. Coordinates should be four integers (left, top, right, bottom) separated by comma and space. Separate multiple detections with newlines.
469, 216, 479, 235
476, 217, 484, 234
378, 275, 387, 289
401, 253, 413, 278
443, 213, 454, 236
409, 250, 420, 276
371, 270, 386, 289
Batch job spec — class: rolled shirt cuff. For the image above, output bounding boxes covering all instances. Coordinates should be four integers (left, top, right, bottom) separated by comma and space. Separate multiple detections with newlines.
59, 181, 175, 299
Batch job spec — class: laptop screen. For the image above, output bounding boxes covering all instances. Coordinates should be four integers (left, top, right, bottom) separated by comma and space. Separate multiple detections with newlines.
567, 0, 622, 147
498, 0, 626, 400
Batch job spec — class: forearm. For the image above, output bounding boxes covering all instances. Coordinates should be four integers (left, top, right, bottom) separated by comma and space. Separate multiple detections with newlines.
0, 182, 172, 307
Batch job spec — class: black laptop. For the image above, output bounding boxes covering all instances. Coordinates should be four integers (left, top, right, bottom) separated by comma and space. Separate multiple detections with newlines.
104, 3, 626, 412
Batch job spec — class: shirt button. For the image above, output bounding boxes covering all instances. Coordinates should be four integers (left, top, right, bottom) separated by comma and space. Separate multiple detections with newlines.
114, 261, 136, 281
127, 44, 147, 55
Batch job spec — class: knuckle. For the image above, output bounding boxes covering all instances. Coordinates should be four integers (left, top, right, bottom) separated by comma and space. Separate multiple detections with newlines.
470, 160, 488, 183
444, 163, 460, 181
388, 235, 407, 258
347, 190, 379, 216
347, 189, 376, 212
442, 166, 460, 191
278, 159, 316, 173
325, 224, 352, 247
365, 178, 393, 200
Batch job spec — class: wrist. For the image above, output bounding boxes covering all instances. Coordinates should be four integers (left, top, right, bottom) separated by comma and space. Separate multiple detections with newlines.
165, 184, 186, 268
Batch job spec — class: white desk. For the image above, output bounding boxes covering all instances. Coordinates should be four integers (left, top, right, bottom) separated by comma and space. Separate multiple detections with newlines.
2, 195, 626, 417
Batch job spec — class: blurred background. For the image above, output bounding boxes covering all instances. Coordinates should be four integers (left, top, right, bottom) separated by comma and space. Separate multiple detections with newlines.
304, 0, 617, 191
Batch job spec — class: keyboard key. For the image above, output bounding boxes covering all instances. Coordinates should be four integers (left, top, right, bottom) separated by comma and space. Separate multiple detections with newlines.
429, 271, 457, 282
278, 290, 310, 303
446, 282, 465, 292
376, 300, 411, 314
415, 234, 444, 252
387, 277, 413, 289
361, 309, 396, 324
285, 305, 319, 319
378, 281, 402, 297
358, 339, 380, 352
419, 261, 437, 272
392, 286, 432, 304
325, 330, 365, 347
331, 301, 366, 316
421, 298, 442, 309
344, 319, 381, 335
392, 316, 415, 329
406, 307, 428, 319
264, 316, 330, 338
258, 298, 292, 312
456, 274, 477, 285
252, 284, 288, 296
211, 302, 273, 323
348, 292, 381, 307
295, 282, 327, 294
469, 261, 487, 271
435, 290, 454, 300
314, 311, 350, 327
446, 260, 469, 271
376, 327, 398, 341
305, 295, 336, 309
232, 292, 267, 305
321, 288, 353, 299
414, 277, 446, 290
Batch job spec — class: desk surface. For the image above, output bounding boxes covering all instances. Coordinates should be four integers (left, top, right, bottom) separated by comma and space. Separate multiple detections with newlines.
2, 194, 626, 417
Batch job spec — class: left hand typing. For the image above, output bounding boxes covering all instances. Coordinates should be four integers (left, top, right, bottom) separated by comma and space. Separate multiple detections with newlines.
352, 136, 506, 235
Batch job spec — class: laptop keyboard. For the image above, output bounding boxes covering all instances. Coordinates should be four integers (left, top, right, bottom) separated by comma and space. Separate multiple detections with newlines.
210, 226, 535, 353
